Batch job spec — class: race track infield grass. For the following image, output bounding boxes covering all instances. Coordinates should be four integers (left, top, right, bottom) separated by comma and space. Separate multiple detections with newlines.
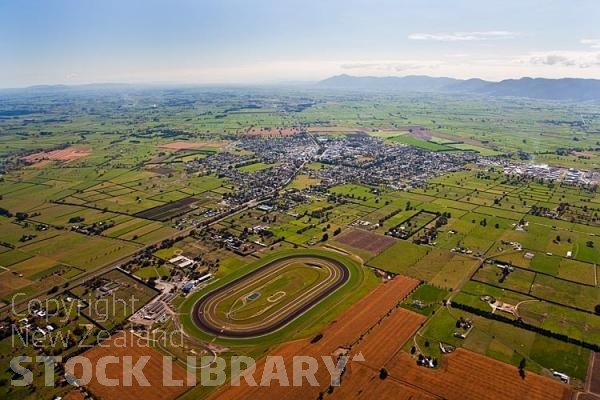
213, 261, 331, 323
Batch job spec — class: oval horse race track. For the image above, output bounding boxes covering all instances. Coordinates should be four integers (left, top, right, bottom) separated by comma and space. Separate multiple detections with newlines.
192, 254, 351, 338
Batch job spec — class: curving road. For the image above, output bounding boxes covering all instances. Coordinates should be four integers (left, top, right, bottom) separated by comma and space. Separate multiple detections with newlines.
191, 254, 350, 338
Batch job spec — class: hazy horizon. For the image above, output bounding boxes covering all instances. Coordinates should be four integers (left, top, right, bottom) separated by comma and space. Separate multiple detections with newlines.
5, 73, 600, 92
2, 0, 600, 88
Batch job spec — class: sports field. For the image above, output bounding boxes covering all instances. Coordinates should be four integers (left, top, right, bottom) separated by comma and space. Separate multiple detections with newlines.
192, 253, 350, 337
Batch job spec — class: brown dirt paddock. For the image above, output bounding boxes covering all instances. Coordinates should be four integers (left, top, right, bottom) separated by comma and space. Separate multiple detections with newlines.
157, 141, 226, 150
210, 275, 420, 400
589, 352, 600, 394
382, 348, 571, 400
69, 331, 192, 400
22, 147, 90, 164
331, 363, 438, 400
335, 229, 396, 255
353, 308, 426, 368
314, 275, 420, 347
64, 389, 87, 400
148, 166, 174, 175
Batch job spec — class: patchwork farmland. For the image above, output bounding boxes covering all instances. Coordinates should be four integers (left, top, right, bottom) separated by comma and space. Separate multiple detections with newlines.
1, 84, 600, 400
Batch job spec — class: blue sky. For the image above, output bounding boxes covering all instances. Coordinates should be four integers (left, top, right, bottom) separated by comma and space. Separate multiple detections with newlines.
1, 0, 600, 87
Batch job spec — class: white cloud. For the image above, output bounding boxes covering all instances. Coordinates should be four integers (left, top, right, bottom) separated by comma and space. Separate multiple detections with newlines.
408, 31, 517, 41
340, 62, 381, 70
335, 53, 600, 81
525, 51, 600, 68
340, 61, 442, 72
581, 39, 600, 49
65, 72, 79, 81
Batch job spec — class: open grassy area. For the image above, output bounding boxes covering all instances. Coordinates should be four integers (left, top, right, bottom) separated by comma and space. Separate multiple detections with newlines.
237, 162, 277, 173
367, 240, 430, 273
387, 135, 457, 151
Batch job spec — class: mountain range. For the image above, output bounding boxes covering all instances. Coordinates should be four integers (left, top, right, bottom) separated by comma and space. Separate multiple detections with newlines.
317, 74, 600, 101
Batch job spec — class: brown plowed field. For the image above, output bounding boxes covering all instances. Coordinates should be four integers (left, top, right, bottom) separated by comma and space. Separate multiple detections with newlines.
589, 352, 600, 394
64, 389, 87, 400
316, 275, 420, 347
353, 308, 426, 368
384, 349, 571, 400
69, 331, 192, 400
335, 229, 396, 255
331, 362, 439, 399
210, 275, 420, 400
22, 147, 90, 164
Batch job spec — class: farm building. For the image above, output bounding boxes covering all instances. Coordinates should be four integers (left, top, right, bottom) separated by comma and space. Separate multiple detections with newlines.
169, 255, 195, 268
182, 274, 212, 294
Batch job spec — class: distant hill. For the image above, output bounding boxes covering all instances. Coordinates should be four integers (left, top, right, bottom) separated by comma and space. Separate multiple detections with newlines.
317, 74, 600, 101
318, 74, 460, 92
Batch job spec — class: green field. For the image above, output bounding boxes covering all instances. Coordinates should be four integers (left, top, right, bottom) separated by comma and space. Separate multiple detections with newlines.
367, 240, 430, 273
237, 162, 277, 173
388, 135, 457, 151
